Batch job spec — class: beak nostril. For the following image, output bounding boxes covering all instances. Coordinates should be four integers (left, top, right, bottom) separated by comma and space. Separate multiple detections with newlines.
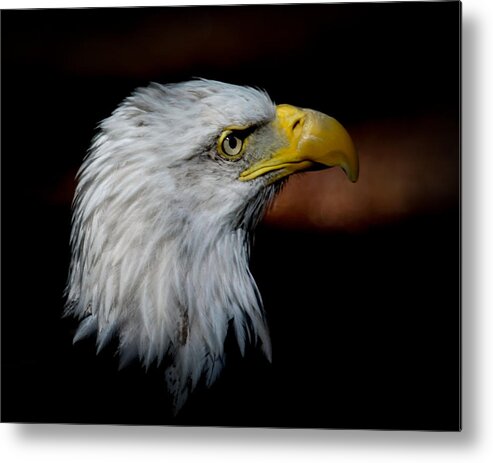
292, 118, 302, 132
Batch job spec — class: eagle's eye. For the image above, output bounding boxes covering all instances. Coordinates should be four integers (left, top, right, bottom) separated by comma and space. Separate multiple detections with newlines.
223, 134, 242, 156
218, 128, 250, 160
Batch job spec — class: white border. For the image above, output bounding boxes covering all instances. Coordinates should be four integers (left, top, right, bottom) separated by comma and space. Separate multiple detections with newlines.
2, 0, 493, 462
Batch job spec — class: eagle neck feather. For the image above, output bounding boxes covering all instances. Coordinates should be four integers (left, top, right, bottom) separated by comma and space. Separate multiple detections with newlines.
66, 182, 277, 412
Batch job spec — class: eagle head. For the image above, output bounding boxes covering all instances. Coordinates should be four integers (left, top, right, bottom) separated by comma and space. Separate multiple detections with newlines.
65, 79, 358, 412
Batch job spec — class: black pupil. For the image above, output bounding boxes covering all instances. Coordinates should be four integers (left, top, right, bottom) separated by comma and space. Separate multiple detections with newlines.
227, 135, 238, 150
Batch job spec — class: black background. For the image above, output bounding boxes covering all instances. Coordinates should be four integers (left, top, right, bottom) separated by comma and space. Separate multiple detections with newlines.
1, 2, 460, 430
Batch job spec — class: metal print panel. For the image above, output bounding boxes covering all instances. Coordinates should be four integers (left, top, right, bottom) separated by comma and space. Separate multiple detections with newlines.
1, 1, 461, 430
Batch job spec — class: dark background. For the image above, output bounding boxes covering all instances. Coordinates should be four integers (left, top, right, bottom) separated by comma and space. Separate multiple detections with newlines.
1, 2, 460, 430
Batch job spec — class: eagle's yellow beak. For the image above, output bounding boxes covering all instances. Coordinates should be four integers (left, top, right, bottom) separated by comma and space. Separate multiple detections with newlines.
239, 104, 359, 183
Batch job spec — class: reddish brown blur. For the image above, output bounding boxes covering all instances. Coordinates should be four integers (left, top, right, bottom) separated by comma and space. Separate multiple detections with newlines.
264, 113, 459, 231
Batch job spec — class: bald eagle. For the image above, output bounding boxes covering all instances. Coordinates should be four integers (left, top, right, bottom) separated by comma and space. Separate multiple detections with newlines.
65, 79, 358, 412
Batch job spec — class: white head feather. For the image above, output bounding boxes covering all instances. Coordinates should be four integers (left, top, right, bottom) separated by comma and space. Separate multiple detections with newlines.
65, 80, 280, 412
